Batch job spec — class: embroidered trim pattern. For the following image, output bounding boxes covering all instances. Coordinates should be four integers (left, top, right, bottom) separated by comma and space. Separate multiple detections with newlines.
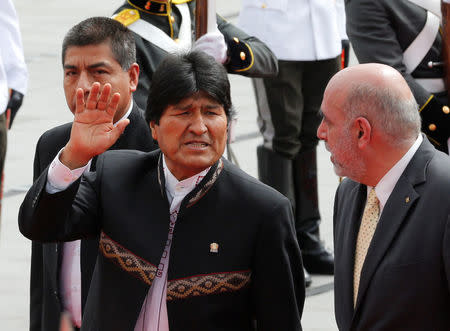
166, 270, 251, 301
99, 232, 157, 286
187, 159, 224, 207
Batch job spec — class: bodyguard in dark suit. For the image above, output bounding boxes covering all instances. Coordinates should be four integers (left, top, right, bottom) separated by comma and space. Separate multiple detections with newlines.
346, 0, 450, 153
20, 51, 304, 330
112, 0, 278, 110
318, 63, 450, 330
29, 17, 156, 331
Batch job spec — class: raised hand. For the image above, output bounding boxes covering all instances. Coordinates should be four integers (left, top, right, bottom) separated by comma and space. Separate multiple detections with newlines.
60, 82, 130, 169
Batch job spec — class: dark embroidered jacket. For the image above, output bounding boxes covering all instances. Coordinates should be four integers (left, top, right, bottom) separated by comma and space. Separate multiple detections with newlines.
19, 150, 304, 331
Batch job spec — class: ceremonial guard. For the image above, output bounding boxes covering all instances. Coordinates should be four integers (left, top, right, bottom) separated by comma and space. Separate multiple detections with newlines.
0, 0, 28, 219
113, 0, 278, 109
238, 0, 348, 277
346, 0, 450, 153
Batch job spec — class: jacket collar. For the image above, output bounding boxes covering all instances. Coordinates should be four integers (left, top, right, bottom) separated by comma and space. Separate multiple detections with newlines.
157, 153, 224, 210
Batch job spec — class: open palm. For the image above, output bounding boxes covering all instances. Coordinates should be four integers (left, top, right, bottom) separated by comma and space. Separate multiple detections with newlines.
62, 82, 129, 169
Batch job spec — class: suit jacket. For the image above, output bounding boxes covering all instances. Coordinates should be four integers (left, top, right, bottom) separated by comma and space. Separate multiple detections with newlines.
113, 0, 278, 110
345, 0, 450, 152
333, 137, 450, 330
21, 150, 304, 331
29, 104, 156, 331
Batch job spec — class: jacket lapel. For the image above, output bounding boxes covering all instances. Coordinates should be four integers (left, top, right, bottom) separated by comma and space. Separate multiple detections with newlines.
339, 183, 366, 319
353, 137, 432, 316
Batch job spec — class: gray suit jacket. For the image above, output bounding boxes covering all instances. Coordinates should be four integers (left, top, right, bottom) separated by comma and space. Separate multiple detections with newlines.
333, 137, 450, 330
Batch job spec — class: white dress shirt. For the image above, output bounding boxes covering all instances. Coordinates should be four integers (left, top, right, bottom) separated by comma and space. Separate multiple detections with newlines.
238, 0, 347, 61
370, 134, 423, 215
0, 0, 28, 113
50, 102, 133, 328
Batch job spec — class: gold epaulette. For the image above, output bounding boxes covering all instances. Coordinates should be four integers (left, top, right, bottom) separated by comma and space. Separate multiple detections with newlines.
113, 9, 140, 26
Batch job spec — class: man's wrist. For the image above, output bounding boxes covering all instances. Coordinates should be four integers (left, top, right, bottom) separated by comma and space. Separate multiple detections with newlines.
60, 144, 91, 170
47, 149, 91, 193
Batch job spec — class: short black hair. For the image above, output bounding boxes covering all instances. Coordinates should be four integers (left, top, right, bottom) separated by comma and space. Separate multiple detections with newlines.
62, 17, 136, 70
146, 51, 235, 124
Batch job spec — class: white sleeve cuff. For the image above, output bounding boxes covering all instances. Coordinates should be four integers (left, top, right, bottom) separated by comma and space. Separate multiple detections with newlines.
46, 148, 91, 194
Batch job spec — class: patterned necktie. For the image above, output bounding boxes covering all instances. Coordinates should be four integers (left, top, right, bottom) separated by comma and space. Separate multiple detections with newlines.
353, 187, 380, 307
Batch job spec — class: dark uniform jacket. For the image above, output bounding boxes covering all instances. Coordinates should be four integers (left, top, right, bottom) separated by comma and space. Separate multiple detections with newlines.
113, 0, 278, 110
29, 104, 156, 331
333, 137, 450, 330
346, 0, 450, 152
21, 150, 304, 331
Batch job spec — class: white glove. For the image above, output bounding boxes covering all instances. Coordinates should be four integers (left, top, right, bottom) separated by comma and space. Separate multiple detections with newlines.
192, 30, 228, 64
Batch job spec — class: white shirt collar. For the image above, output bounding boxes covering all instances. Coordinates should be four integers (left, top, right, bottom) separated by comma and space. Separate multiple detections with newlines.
113, 100, 133, 126
368, 134, 423, 212
162, 155, 211, 204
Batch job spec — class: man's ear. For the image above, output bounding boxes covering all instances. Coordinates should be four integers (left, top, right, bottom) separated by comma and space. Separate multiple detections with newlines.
149, 121, 158, 140
354, 116, 372, 148
128, 63, 139, 92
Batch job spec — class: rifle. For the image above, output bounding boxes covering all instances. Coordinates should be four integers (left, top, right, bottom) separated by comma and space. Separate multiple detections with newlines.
194, 0, 216, 40
442, 0, 450, 92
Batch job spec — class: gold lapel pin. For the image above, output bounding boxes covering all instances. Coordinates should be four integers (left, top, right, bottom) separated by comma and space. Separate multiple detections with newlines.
405, 197, 410, 203
210, 242, 219, 253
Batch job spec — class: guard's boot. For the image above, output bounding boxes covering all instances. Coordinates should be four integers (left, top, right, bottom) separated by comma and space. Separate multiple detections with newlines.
304, 267, 312, 288
293, 148, 334, 275
257, 145, 295, 209
257, 145, 313, 286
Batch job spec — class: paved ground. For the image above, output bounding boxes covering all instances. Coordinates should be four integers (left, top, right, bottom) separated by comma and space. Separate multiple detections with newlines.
0, 1, 344, 329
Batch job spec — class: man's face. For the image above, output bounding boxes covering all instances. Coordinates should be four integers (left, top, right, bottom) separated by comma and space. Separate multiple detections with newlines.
317, 91, 366, 181
150, 92, 228, 180
63, 42, 138, 122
